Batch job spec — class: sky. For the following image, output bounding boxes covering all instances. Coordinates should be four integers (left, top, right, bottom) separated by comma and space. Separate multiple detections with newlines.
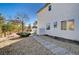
0, 3, 45, 25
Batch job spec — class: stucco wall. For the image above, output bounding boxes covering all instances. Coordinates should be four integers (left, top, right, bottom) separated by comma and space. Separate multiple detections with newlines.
37, 3, 79, 41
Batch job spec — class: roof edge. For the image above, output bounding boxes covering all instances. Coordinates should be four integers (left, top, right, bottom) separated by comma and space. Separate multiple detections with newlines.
37, 3, 50, 14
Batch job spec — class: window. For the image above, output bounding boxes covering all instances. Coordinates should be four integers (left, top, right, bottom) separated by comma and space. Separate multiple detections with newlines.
61, 21, 67, 30
48, 5, 51, 11
46, 23, 50, 30
54, 22, 57, 28
67, 19, 74, 30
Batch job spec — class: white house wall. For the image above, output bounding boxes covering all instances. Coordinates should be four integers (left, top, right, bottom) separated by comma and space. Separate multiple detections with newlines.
37, 3, 79, 41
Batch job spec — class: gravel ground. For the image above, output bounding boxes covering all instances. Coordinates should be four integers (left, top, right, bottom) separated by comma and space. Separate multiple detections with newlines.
0, 36, 53, 55
38, 36, 79, 55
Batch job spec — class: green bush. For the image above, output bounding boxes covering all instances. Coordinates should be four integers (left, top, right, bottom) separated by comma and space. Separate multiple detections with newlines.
17, 32, 31, 37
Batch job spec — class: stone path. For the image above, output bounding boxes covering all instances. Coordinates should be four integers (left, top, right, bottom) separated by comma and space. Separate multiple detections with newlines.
33, 36, 75, 55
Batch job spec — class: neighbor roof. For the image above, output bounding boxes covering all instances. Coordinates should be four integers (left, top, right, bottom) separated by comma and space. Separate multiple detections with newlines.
37, 3, 50, 13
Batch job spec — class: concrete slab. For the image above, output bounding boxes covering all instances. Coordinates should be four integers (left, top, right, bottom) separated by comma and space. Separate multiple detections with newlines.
33, 36, 74, 55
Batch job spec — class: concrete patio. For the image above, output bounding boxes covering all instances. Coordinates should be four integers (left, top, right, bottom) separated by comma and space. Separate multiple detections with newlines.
33, 35, 79, 55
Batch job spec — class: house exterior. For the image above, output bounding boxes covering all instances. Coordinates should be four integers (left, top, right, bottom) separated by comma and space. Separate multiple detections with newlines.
37, 3, 79, 41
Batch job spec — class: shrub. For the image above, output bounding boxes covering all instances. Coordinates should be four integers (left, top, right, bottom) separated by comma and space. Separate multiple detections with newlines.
17, 32, 31, 37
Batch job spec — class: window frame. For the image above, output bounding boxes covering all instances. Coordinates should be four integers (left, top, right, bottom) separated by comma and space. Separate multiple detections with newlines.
61, 21, 67, 30
46, 23, 50, 30
67, 19, 75, 30
54, 22, 57, 28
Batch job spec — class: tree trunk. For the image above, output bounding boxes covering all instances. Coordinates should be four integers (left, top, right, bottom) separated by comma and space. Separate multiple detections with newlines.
22, 21, 24, 32
4, 32, 6, 37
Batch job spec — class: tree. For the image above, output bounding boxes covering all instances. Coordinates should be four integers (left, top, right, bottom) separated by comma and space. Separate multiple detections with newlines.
1, 24, 8, 37
33, 21, 37, 26
32, 21, 37, 28
15, 13, 30, 32
32, 21, 37, 34
0, 13, 4, 29
7, 20, 22, 33
27, 24, 32, 33
6, 22, 14, 34
0, 13, 4, 37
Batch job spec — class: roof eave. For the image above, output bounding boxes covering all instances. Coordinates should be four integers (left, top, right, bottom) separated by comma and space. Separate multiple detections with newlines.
37, 3, 50, 14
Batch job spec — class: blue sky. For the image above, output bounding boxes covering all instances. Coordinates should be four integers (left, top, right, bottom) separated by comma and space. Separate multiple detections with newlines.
0, 3, 45, 25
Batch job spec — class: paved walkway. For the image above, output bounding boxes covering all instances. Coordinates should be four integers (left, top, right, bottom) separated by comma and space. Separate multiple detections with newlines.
33, 36, 75, 55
